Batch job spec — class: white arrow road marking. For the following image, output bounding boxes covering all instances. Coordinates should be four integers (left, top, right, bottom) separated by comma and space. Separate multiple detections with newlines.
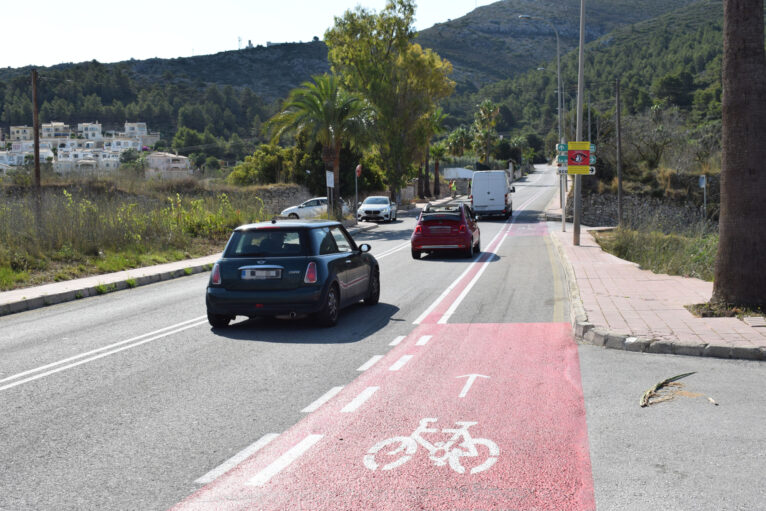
457, 374, 490, 398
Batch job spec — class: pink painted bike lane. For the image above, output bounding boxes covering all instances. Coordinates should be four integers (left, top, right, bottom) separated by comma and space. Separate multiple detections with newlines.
171, 322, 595, 511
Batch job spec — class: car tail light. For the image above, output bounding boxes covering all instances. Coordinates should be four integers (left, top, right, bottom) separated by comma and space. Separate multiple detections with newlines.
414, 225, 422, 234
459, 224, 466, 233
211, 263, 222, 285
304, 261, 318, 284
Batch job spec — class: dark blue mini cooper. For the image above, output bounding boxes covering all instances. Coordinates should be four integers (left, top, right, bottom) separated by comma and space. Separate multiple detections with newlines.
206, 220, 380, 328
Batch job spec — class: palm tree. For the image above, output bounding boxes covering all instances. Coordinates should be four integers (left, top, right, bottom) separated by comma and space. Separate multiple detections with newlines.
429, 142, 447, 198
266, 74, 368, 219
422, 107, 448, 197
472, 99, 500, 166
713, 0, 766, 307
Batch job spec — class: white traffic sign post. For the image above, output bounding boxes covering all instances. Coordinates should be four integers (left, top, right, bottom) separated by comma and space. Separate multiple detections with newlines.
355, 164, 362, 223
326, 171, 334, 216
699, 174, 707, 218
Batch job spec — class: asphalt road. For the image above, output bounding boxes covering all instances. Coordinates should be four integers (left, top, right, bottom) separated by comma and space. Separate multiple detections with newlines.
1, 166, 764, 511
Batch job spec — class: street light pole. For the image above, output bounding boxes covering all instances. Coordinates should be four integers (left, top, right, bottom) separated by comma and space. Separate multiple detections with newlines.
573, 0, 586, 246
519, 14, 565, 231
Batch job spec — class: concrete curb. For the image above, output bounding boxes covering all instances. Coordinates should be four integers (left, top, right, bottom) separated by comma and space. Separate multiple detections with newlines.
548, 230, 766, 362
0, 263, 215, 317
0, 221, 382, 319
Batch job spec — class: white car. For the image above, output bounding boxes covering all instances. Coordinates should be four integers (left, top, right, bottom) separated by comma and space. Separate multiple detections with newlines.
281, 197, 350, 219
357, 196, 398, 223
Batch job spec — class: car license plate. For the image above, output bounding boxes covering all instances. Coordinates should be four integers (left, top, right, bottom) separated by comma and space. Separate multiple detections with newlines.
242, 269, 281, 280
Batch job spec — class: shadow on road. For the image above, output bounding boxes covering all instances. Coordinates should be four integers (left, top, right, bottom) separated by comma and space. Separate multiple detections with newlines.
210, 302, 400, 344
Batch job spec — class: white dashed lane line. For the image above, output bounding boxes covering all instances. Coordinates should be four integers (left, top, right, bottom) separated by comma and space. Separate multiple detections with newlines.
340, 386, 379, 413
301, 386, 344, 413
245, 434, 324, 487
388, 355, 413, 371
415, 335, 432, 346
389, 335, 405, 346
195, 433, 279, 485
357, 355, 383, 371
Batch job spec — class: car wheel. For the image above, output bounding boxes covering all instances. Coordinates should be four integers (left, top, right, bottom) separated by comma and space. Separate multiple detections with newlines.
208, 312, 232, 328
474, 237, 481, 254
317, 284, 339, 327
411, 248, 421, 259
365, 269, 380, 305
288, 213, 299, 219
464, 241, 474, 259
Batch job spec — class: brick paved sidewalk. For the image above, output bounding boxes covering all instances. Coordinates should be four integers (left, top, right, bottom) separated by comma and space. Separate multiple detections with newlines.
549, 222, 766, 362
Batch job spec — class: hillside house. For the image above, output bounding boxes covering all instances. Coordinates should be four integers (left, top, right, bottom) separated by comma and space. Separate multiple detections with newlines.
145, 152, 192, 179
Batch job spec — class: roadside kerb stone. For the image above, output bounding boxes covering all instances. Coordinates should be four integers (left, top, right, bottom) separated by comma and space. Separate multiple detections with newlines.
0, 221, 381, 319
0, 263, 214, 318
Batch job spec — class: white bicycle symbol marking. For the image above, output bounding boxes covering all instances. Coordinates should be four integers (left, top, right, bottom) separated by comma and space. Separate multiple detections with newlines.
364, 418, 499, 474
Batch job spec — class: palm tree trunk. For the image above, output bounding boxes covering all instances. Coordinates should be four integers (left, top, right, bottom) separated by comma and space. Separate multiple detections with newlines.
433, 159, 440, 196
423, 145, 431, 197
333, 145, 342, 220
713, 0, 766, 307
417, 163, 424, 198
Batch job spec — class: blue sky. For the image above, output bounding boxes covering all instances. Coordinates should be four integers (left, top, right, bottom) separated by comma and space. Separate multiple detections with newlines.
5, 0, 495, 69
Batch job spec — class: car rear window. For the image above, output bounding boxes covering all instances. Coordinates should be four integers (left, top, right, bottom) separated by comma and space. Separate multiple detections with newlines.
225, 228, 308, 257
421, 206, 463, 222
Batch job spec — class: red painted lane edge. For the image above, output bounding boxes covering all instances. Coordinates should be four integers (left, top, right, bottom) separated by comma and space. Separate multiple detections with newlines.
171, 323, 595, 511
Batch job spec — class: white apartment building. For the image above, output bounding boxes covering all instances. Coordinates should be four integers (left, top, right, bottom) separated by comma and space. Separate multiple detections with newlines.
76, 122, 103, 140
41, 122, 71, 141
55, 148, 122, 173
10, 126, 33, 141
145, 152, 192, 179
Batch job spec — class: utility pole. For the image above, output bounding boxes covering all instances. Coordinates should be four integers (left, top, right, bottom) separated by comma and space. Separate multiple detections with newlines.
616, 77, 623, 227
32, 69, 42, 233
32, 69, 40, 191
573, 0, 585, 245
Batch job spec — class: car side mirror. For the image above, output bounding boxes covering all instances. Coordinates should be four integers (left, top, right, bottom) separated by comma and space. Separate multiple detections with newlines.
511, 186, 516, 193
359, 243, 371, 253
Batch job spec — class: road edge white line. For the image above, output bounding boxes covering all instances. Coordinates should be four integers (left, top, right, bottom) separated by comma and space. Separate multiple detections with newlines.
0, 320, 208, 392
0, 316, 207, 384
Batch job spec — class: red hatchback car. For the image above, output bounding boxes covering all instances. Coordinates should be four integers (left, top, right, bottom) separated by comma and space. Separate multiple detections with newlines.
411, 203, 481, 259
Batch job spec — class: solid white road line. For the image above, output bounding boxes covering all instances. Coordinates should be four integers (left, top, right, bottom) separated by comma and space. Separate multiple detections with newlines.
357, 355, 383, 371
388, 355, 413, 371
375, 242, 410, 259
415, 335, 432, 346
437, 185, 551, 324
300, 386, 344, 413
195, 433, 279, 485
341, 386, 379, 413
246, 434, 324, 487
389, 335, 405, 346
0, 319, 209, 392
0, 316, 207, 385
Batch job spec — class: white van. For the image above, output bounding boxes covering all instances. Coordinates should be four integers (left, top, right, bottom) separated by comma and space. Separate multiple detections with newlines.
470, 170, 515, 219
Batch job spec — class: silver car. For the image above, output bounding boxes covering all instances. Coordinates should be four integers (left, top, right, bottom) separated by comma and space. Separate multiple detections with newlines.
281, 197, 351, 219
357, 196, 398, 223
